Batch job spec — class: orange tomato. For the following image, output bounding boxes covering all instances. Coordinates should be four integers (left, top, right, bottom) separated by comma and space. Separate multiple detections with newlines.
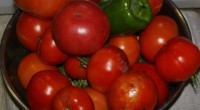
17, 52, 57, 89
108, 35, 140, 66
84, 87, 108, 110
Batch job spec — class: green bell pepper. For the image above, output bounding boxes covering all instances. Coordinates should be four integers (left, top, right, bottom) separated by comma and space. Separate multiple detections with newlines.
104, 0, 152, 35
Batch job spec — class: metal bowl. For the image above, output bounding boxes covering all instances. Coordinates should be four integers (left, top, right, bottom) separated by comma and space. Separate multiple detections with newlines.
0, 0, 191, 109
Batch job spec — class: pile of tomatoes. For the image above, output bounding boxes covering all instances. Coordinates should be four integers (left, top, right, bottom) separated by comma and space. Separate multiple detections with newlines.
14, 0, 200, 109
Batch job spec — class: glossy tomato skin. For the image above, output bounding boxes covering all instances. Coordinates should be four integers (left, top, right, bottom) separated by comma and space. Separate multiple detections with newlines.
155, 37, 200, 82
27, 70, 72, 110
38, 28, 68, 65
52, 86, 95, 110
16, 12, 51, 51
107, 71, 158, 110
108, 35, 140, 66
140, 15, 178, 62
52, 0, 110, 55
131, 62, 169, 108
87, 46, 129, 93
17, 52, 57, 89
84, 87, 108, 110
148, 0, 163, 16
64, 56, 87, 79
15, 0, 70, 19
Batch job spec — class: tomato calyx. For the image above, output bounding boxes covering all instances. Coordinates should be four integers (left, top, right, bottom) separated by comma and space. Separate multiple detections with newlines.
77, 56, 90, 68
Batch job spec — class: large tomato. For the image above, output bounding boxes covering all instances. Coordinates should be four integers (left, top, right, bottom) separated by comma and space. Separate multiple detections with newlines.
17, 52, 57, 89
108, 35, 140, 66
38, 28, 68, 65
16, 12, 51, 51
15, 0, 70, 19
52, 86, 95, 110
130, 62, 169, 108
52, 0, 110, 55
107, 71, 158, 110
87, 46, 129, 93
148, 0, 163, 16
140, 15, 179, 62
155, 37, 200, 82
84, 87, 108, 110
27, 70, 72, 110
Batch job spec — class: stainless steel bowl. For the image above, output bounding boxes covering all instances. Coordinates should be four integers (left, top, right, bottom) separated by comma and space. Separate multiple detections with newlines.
0, 0, 191, 109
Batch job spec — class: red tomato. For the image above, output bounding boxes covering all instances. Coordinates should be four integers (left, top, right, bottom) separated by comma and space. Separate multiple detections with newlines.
64, 56, 87, 79
140, 15, 179, 62
107, 71, 158, 110
15, 0, 70, 19
52, 86, 95, 110
27, 70, 72, 110
85, 0, 101, 4
148, 0, 163, 16
17, 52, 57, 89
130, 62, 169, 108
16, 12, 51, 51
87, 46, 129, 93
38, 28, 68, 65
52, 0, 110, 55
84, 87, 108, 110
108, 35, 140, 66
155, 37, 200, 82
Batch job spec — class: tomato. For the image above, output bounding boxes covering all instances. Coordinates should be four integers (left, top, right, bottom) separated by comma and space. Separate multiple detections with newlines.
148, 0, 163, 16
140, 15, 178, 62
17, 52, 57, 89
155, 37, 200, 82
64, 56, 87, 79
87, 0, 101, 4
27, 70, 72, 110
16, 12, 51, 51
107, 71, 158, 110
52, 86, 94, 110
130, 62, 169, 108
87, 46, 129, 93
52, 0, 110, 55
108, 35, 140, 66
15, 0, 70, 19
38, 28, 68, 65
84, 87, 108, 110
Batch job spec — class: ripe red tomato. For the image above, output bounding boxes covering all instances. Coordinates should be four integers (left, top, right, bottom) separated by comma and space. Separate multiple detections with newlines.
148, 0, 163, 16
130, 62, 169, 108
155, 37, 200, 82
38, 28, 68, 65
27, 70, 72, 110
64, 56, 87, 79
84, 87, 108, 110
87, 0, 101, 4
52, 86, 95, 110
87, 46, 129, 93
15, 0, 70, 19
17, 52, 57, 89
108, 35, 140, 66
52, 0, 110, 55
107, 71, 158, 110
140, 15, 179, 62
16, 12, 51, 51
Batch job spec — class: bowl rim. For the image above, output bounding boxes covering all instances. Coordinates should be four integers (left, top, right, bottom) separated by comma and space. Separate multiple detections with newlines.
0, 10, 28, 110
